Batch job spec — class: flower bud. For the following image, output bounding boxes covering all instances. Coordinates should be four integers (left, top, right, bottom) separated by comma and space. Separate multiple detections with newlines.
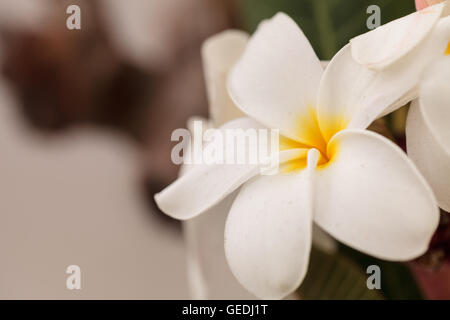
415, 0, 445, 11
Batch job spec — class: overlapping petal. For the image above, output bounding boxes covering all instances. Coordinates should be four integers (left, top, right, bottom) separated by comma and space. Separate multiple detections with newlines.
314, 130, 439, 260
202, 30, 249, 126
318, 16, 450, 140
407, 101, 450, 212
184, 192, 256, 299
413, 58, 450, 156
155, 117, 264, 220
183, 30, 257, 299
155, 117, 305, 220
350, 2, 447, 70
406, 58, 450, 211
224, 150, 319, 299
227, 12, 323, 145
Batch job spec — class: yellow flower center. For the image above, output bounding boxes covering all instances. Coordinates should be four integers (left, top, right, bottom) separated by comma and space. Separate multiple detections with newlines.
445, 41, 450, 56
280, 107, 347, 173
279, 40, 450, 173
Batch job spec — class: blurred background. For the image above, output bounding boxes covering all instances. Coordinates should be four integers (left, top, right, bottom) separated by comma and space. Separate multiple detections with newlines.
0, 0, 448, 299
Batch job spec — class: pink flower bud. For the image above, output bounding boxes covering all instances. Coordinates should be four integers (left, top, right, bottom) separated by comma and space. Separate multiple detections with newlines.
415, 0, 445, 11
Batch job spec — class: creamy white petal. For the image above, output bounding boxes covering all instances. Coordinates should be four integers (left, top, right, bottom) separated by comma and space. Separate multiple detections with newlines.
350, 2, 446, 70
407, 100, 450, 212
179, 117, 214, 176
228, 12, 323, 145
224, 149, 319, 299
406, 58, 450, 211
314, 130, 439, 261
202, 30, 249, 126
182, 116, 255, 298
318, 16, 450, 140
156, 153, 259, 220
155, 117, 263, 220
155, 117, 303, 220
183, 192, 256, 299
320, 60, 330, 69
416, 58, 450, 155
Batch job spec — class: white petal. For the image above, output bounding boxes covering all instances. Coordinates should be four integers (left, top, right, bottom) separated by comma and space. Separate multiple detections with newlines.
314, 130, 439, 261
183, 192, 256, 299
416, 57, 450, 155
350, 2, 447, 70
406, 58, 450, 211
407, 100, 450, 212
155, 117, 302, 220
155, 117, 262, 220
202, 30, 249, 126
182, 117, 256, 298
320, 60, 330, 69
318, 16, 450, 140
228, 12, 323, 145
224, 149, 319, 299
179, 117, 214, 176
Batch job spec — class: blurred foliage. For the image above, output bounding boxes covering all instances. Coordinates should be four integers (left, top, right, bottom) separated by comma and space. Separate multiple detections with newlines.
299, 247, 384, 300
240, 0, 415, 59
340, 245, 423, 299
417, 211, 450, 269
299, 245, 423, 300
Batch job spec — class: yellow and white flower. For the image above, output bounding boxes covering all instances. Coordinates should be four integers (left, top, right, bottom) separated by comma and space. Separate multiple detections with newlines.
156, 7, 449, 298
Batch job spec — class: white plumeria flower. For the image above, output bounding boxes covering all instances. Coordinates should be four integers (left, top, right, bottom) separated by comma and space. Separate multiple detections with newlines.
156, 9, 448, 299
407, 57, 450, 212
183, 31, 335, 299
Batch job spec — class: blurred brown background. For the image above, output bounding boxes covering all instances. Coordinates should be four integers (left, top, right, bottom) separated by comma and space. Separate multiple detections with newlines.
0, 0, 448, 299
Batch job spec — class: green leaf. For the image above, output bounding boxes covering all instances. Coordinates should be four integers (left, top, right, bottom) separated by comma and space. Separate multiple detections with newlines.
339, 245, 424, 300
298, 247, 384, 300
239, 0, 416, 59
